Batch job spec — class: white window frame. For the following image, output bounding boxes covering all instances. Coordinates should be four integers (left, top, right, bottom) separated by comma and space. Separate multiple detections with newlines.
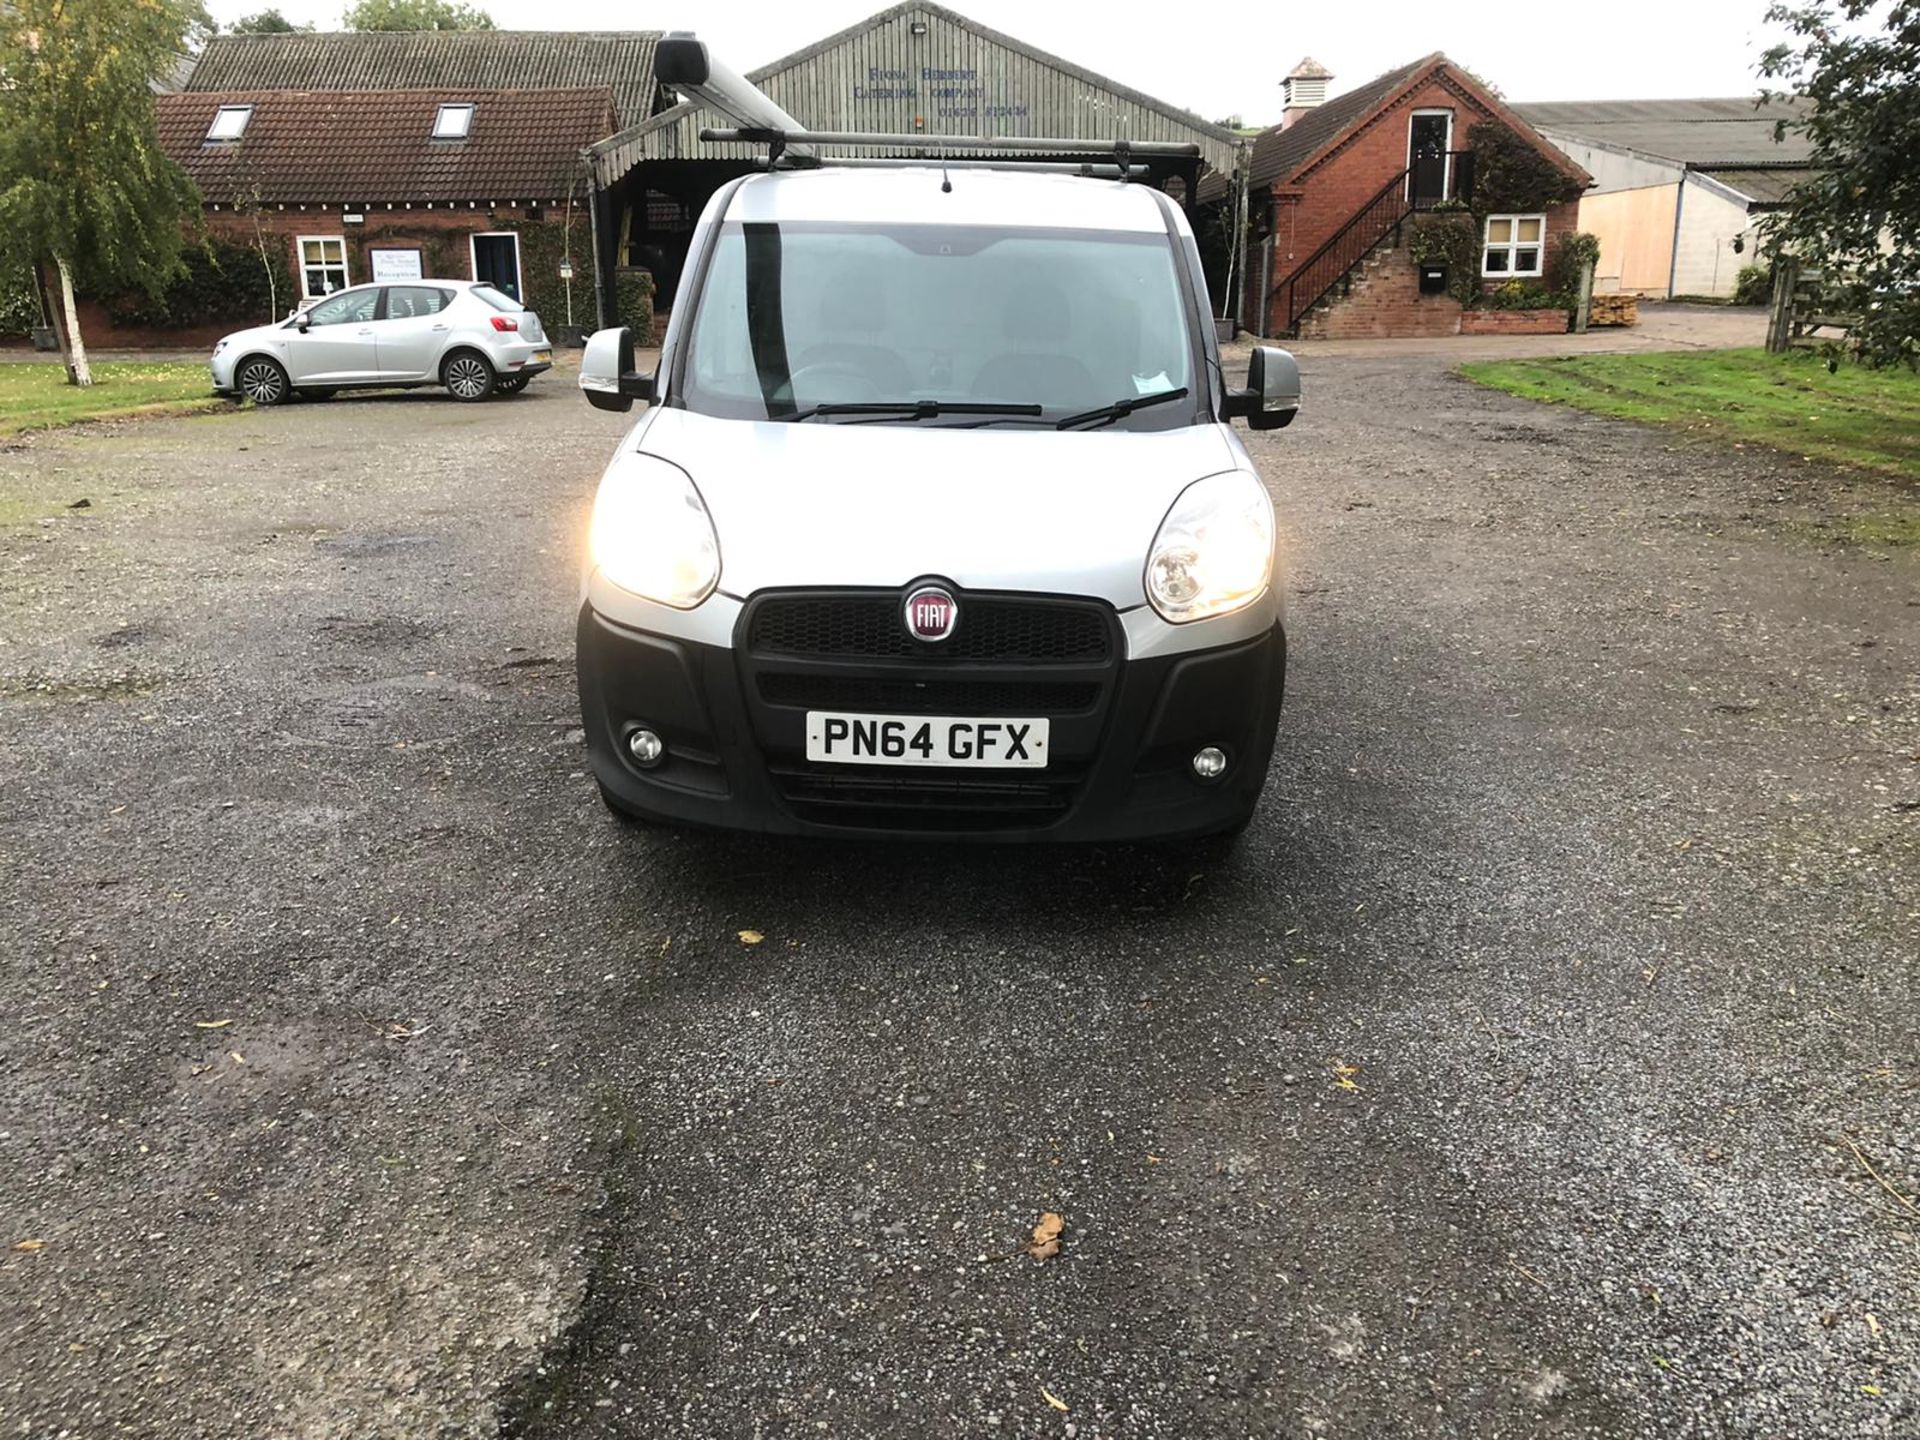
1407, 108, 1454, 202
433, 103, 475, 140
1482, 213, 1547, 278
297, 235, 350, 299
468, 231, 523, 303
206, 104, 255, 142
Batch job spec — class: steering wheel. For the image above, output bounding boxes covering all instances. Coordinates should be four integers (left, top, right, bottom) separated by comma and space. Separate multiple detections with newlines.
785, 362, 883, 402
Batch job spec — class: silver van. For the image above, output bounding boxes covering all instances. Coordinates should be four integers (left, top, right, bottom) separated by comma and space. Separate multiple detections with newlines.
574, 44, 1298, 843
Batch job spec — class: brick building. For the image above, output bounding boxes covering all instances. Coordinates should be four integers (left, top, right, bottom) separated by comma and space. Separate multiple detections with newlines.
1211, 54, 1591, 339
76, 30, 669, 348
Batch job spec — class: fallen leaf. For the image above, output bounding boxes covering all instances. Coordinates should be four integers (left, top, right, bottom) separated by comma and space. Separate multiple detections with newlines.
193, 1019, 234, 1030
1863, 1384, 1882, 1396
1027, 1211, 1064, 1261
229, 1051, 246, 1065
13, 1240, 45, 1252
738, 930, 764, 946
1332, 1058, 1361, 1091
1040, 1384, 1069, 1412
1865, 1313, 1881, 1338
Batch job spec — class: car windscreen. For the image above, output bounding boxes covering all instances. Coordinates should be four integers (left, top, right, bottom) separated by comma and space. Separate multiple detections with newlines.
678, 222, 1197, 427
471, 284, 521, 312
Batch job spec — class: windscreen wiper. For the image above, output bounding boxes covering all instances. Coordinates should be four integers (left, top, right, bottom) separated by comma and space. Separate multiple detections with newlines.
779, 400, 1044, 423
1055, 387, 1190, 431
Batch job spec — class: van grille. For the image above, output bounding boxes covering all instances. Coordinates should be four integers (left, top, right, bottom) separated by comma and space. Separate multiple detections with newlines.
756, 673, 1099, 715
748, 595, 1110, 663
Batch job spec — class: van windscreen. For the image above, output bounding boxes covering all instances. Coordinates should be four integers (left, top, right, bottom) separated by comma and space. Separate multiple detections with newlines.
679, 222, 1196, 427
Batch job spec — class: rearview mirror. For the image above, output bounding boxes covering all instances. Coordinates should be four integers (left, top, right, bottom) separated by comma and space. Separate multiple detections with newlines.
1223, 346, 1300, 431
580, 326, 656, 413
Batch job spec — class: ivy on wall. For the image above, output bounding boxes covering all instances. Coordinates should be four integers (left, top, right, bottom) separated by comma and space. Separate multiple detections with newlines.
104, 239, 293, 329
1466, 122, 1585, 217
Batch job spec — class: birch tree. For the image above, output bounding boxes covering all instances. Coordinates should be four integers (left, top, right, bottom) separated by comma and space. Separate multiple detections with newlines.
0, 0, 209, 386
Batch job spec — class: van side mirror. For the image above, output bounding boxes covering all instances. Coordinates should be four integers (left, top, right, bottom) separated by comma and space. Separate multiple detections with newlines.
1223, 346, 1300, 431
580, 326, 656, 413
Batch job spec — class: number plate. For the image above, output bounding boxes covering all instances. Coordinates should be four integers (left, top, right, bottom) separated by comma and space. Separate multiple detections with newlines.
805, 712, 1049, 768
532, 349, 552, 364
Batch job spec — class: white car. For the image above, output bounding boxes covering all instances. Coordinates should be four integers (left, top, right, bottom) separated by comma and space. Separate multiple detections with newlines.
573, 163, 1300, 844
210, 279, 551, 404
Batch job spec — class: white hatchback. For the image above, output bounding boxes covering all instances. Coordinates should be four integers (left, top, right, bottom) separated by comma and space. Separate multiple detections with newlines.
210, 279, 551, 404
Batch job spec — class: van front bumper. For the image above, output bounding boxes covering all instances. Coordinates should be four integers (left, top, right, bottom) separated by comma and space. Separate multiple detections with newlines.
577, 599, 1285, 843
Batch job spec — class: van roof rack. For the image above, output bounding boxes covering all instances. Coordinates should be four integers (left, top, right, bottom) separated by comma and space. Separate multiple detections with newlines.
701, 126, 1195, 174
657, 33, 1189, 178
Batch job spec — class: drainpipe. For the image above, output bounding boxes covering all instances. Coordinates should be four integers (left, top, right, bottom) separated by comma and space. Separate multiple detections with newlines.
582, 153, 608, 330
1667, 171, 1687, 299
1258, 234, 1274, 338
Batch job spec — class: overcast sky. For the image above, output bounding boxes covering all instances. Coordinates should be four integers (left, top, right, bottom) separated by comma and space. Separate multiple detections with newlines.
208, 0, 1786, 126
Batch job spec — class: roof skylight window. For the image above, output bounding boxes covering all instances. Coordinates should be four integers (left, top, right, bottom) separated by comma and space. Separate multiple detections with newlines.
206, 105, 254, 141
432, 103, 475, 140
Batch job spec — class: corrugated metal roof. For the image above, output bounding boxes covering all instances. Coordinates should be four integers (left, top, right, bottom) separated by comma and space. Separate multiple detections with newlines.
1697, 165, 1814, 205
185, 31, 664, 127
589, 2, 1241, 185
1513, 97, 1813, 167
155, 87, 615, 204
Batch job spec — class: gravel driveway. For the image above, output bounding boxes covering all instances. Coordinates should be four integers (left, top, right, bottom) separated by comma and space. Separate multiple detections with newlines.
1, 361, 1914, 1438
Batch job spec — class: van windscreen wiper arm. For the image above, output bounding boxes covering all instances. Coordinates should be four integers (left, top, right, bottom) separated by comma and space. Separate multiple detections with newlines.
1055, 387, 1190, 431
779, 399, 1044, 423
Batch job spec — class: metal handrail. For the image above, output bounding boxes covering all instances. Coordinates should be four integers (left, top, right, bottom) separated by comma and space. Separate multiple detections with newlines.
1268, 149, 1476, 334
1271, 167, 1412, 334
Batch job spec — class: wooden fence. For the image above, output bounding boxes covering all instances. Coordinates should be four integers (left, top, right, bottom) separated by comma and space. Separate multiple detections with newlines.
1765, 257, 1860, 353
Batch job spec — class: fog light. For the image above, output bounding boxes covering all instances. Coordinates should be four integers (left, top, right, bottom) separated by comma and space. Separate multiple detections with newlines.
626, 727, 665, 768
1192, 746, 1228, 780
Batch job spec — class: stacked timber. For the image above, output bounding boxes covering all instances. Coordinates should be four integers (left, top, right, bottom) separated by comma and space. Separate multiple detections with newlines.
1588, 293, 1640, 327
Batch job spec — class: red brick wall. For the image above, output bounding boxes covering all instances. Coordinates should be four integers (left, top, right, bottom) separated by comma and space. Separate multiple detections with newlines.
1295, 245, 1463, 340
74, 202, 546, 349
1459, 308, 1568, 335
1240, 73, 1582, 335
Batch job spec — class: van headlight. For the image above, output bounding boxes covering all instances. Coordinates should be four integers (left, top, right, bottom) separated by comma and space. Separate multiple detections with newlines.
1145, 471, 1274, 623
587, 455, 720, 608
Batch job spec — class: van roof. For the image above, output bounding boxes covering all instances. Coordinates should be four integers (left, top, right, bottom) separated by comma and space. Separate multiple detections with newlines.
724, 167, 1173, 233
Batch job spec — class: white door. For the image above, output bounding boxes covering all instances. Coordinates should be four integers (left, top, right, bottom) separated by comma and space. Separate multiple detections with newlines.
287, 288, 383, 384
373, 285, 457, 380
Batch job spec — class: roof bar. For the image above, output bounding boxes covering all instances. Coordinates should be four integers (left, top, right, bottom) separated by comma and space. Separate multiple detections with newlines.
702, 127, 1200, 159
818, 157, 1151, 179
657, 33, 815, 163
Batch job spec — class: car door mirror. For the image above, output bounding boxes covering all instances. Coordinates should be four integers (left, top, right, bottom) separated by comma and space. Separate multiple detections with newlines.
1223, 346, 1300, 430
295, 313, 312, 333
580, 326, 655, 413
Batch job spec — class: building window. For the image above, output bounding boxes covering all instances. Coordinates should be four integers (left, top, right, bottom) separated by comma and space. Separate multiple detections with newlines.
1483, 215, 1545, 277
297, 236, 349, 298
206, 105, 254, 142
432, 103, 475, 140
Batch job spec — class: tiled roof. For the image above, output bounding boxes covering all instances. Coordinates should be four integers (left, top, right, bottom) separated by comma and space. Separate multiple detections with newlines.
1513, 97, 1814, 167
184, 30, 664, 127
155, 88, 616, 204
1245, 55, 1435, 189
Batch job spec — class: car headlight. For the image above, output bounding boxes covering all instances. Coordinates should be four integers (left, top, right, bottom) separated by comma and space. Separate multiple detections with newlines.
213, 339, 228, 355
587, 454, 720, 608
1145, 471, 1274, 624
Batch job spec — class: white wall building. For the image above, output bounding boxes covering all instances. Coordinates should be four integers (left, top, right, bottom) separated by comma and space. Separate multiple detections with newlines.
1513, 98, 1814, 298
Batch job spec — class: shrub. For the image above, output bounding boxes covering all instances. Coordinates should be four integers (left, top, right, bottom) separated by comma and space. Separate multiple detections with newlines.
615, 268, 655, 346
1, 267, 44, 338
1733, 264, 1772, 306
104, 239, 291, 330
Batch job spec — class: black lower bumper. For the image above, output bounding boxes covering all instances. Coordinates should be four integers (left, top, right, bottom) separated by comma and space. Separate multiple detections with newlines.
577, 602, 1285, 843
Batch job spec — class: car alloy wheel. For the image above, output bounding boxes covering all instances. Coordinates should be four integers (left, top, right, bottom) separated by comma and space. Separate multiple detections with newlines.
445, 354, 493, 401
238, 359, 287, 405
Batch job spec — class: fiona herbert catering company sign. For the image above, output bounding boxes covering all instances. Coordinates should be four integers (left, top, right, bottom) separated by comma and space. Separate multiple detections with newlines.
368, 248, 425, 283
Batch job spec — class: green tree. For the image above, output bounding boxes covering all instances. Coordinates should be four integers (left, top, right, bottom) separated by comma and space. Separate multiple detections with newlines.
342, 0, 494, 30
1760, 0, 1920, 366
226, 8, 311, 31
0, 0, 209, 385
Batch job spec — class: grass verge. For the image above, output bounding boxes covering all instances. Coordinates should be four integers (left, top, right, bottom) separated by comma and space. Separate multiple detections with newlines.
0, 361, 227, 437
1459, 348, 1920, 482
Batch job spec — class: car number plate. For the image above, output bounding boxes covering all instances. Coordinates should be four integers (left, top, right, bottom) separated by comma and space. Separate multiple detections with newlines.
532, 349, 552, 363
805, 712, 1049, 768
